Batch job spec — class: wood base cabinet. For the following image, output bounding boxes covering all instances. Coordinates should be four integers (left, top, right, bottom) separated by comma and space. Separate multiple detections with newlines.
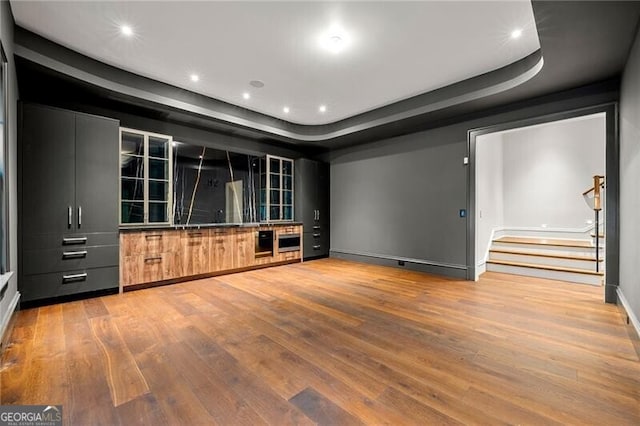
120, 224, 301, 289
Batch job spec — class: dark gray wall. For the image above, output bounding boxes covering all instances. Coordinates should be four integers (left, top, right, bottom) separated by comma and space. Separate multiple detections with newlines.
0, 0, 19, 339
619, 24, 640, 331
328, 84, 618, 278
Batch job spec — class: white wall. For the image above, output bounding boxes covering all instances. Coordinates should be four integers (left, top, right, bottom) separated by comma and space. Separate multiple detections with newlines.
476, 132, 504, 271
619, 24, 640, 332
502, 115, 605, 229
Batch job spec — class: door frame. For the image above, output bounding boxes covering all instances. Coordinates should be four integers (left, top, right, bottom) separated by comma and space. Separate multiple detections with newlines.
466, 103, 619, 303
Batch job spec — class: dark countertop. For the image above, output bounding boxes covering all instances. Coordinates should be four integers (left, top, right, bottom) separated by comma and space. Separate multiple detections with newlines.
119, 222, 303, 232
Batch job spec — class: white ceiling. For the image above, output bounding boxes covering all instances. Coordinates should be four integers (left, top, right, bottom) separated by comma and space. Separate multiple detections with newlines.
10, 1, 540, 125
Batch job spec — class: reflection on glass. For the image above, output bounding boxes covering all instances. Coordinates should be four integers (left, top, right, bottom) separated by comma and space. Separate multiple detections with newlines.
283, 190, 292, 205
260, 206, 267, 221
148, 136, 169, 158
121, 202, 144, 223
260, 189, 266, 204
149, 202, 168, 223
121, 178, 144, 200
282, 160, 292, 176
149, 158, 168, 180
121, 132, 144, 156
270, 158, 280, 174
121, 155, 143, 178
270, 206, 281, 220
270, 189, 280, 204
270, 174, 280, 189
283, 176, 292, 190
149, 180, 168, 201
283, 206, 292, 220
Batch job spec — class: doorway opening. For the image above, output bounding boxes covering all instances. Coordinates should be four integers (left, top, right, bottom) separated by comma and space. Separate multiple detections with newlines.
468, 104, 618, 303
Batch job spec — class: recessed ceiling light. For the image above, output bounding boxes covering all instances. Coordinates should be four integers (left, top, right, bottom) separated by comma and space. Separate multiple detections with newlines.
511, 28, 523, 39
190, 74, 199, 82
120, 25, 133, 37
250, 80, 265, 88
319, 25, 351, 54
283, 106, 290, 114
243, 92, 251, 100
319, 105, 327, 113
329, 35, 343, 46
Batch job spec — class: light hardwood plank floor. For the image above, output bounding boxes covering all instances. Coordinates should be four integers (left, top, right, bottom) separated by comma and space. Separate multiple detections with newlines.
2, 258, 639, 425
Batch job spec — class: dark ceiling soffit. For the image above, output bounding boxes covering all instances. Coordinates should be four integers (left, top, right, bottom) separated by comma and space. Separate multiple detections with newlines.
13, 26, 542, 143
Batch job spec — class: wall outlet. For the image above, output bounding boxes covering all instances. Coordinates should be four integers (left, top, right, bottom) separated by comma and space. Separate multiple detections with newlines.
398, 260, 405, 266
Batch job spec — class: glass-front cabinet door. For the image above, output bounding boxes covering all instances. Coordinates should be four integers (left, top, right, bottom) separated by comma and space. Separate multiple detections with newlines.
120, 128, 172, 225
260, 155, 294, 222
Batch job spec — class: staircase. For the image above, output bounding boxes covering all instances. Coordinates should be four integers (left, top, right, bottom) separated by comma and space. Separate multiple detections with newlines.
486, 236, 604, 285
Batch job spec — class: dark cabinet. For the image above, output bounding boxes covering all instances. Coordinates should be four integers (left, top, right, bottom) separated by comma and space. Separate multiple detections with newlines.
295, 158, 330, 259
19, 104, 120, 303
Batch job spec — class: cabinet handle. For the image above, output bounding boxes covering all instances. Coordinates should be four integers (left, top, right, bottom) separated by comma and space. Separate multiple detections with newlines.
144, 256, 162, 262
187, 232, 203, 237
63, 237, 87, 245
78, 206, 82, 227
313, 233, 321, 238
63, 250, 87, 258
313, 226, 321, 230
317, 210, 320, 221
68, 206, 72, 228
62, 272, 87, 282
145, 234, 163, 239
313, 245, 321, 249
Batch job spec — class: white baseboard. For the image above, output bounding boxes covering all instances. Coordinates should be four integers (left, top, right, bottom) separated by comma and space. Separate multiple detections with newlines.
475, 262, 486, 281
617, 287, 640, 340
1, 290, 20, 345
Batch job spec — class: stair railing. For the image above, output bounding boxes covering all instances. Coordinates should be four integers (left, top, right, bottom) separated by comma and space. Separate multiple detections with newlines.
582, 175, 605, 272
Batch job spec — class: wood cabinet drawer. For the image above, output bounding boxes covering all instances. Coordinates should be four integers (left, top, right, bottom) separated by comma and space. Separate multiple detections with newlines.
120, 230, 179, 256
21, 266, 119, 303
23, 245, 119, 276
121, 252, 181, 287
180, 229, 210, 276
277, 225, 301, 234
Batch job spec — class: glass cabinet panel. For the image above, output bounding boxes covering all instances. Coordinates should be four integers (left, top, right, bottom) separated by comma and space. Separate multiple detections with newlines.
120, 128, 172, 225
260, 155, 294, 222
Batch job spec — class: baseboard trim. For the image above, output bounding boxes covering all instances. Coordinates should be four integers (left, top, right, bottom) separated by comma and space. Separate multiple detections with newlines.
616, 287, 640, 358
1, 290, 20, 355
330, 250, 467, 279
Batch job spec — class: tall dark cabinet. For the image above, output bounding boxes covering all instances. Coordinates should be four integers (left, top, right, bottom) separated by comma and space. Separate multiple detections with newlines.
295, 158, 330, 259
19, 103, 120, 303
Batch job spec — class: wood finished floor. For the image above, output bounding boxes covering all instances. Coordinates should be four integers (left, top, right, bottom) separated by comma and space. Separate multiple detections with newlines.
1, 258, 639, 425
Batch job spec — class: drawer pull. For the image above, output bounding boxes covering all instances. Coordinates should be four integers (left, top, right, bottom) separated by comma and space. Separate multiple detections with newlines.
313, 233, 321, 238
63, 250, 87, 258
187, 232, 203, 237
313, 226, 321, 230
63, 273, 87, 282
313, 245, 321, 250
63, 237, 87, 245
145, 234, 163, 239
144, 256, 162, 262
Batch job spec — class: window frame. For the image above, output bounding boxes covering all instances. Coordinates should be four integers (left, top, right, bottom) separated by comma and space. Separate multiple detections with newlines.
260, 154, 294, 223
0, 42, 9, 273
119, 127, 173, 226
